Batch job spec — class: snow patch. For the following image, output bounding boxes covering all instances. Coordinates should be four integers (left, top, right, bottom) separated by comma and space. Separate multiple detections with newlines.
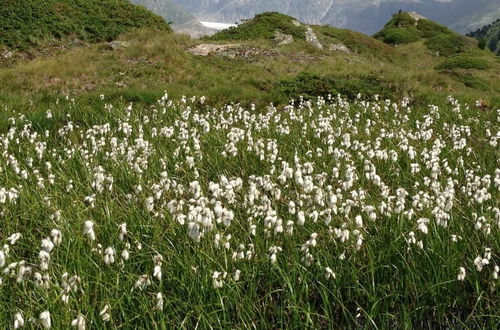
200, 21, 237, 31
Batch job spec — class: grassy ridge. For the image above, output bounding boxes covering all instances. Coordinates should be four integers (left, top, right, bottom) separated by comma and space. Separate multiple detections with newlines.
207, 12, 307, 41
0, 0, 170, 50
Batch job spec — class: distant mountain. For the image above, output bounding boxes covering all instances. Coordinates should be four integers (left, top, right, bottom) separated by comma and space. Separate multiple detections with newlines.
130, 0, 217, 37
171, 0, 500, 35
130, 0, 194, 24
467, 19, 500, 56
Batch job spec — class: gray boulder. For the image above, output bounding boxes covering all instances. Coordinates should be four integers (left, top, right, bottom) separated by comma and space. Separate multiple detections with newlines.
273, 31, 294, 46
305, 27, 323, 50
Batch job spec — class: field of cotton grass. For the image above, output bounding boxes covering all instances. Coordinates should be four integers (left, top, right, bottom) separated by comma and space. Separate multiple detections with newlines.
0, 93, 498, 328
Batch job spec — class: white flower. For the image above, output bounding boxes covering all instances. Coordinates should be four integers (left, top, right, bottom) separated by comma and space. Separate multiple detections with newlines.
145, 197, 154, 212
83, 221, 96, 241
233, 269, 241, 282
118, 223, 127, 241
297, 211, 305, 226
325, 267, 336, 280
0, 250, 5, 268
71, 315, 86, 330
103, 247, 115, 265
417, 218, 429, 234
355, 215, 363, 228
50, 230, 62, 246
493, 265, 499, 280
40, 311, 51, 329
121, 248, 130, 261
14, 312, 24, 328
212, 271, 224, 288
155, 292, 164, 311
153, 265, 162, 280
100, 305, 111, 322
474, 256, 489, 272
39, 251, 50, 271
41, 238, 54, 253
7, 233, 22, 245
457, 267, 466, 281
135, 275, 151, 290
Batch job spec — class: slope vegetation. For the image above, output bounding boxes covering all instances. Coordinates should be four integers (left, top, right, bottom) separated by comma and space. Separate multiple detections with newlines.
0, 0, 170, 50
467, 19, 500, 56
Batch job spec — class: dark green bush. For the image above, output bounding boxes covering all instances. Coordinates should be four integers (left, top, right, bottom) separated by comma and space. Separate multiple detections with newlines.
425, 34, 471, 57
416, 19, 453, 38
375, 27, 421, 45
436, 55, 491, 70
0, 0, 170, 50
478, 38, 487, 50
448, 72, 491, 90
207, 12, 306, 41
276, 72, 395, 100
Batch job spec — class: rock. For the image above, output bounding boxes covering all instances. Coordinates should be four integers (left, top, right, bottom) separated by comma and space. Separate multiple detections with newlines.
329, 43, 351, 54
273, 31, 294, 46
107, 41, 130, 50
408, 11, 427, 22
305, 27, 323, 50
292, 20, 302, 27
188, 44, 240, 56
1, 50, 14, 59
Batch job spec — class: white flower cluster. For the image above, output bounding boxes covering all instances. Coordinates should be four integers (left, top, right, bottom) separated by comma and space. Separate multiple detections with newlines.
0, 93, 498, 326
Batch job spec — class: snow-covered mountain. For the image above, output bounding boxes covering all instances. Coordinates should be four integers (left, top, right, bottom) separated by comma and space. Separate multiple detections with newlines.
170, 0, 500, 34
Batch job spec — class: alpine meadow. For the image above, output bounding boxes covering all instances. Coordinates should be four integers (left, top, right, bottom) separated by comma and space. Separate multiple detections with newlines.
0, 1, 499, 329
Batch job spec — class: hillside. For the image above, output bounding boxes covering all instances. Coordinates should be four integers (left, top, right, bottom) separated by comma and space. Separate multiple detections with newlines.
0, 12, 498, 110
171, 0, 500, 35
467, 19, 500, 56
0, 0, 170, 50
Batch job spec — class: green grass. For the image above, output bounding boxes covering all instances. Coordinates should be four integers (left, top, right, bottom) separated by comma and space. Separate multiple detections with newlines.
0, 93, 498, 328
0, 11, 499, 328
0, 0, 170, 50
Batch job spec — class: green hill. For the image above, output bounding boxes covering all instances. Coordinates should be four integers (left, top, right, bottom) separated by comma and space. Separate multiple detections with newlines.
207, 12, 307, 42
0, 11, 498, 110
467, 19, 500, 55
0, 0, 170, 50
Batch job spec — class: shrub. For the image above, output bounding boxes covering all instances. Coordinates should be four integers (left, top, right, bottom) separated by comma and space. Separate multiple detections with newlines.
416, 19, 453, 38
376, 27, 421, 45
0, 0, 170, 50
436, 55, 491, 70
478, 38, 487, 50
448, 72, 491, 90
276, 72, 395, 100
425, 34, 471, 57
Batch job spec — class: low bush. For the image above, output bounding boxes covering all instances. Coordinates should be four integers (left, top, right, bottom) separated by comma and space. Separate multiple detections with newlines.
376, 27, 421, 45
425, 34, 471, 57
276, 72, 395, 100
436, 55, 491, 70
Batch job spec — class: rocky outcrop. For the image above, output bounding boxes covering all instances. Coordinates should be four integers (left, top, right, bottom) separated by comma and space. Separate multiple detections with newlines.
188, 43, 278, 59
329, 43, 351, 54
107, 41, 130, 50
273, 31, 294, 46
305, 27, 323, 49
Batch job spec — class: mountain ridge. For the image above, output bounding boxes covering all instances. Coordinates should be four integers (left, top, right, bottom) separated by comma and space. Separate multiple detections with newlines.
171, 0, 500, 35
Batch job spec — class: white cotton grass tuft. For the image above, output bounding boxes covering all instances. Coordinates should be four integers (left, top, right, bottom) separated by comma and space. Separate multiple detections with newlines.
39, 311, 51, 329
